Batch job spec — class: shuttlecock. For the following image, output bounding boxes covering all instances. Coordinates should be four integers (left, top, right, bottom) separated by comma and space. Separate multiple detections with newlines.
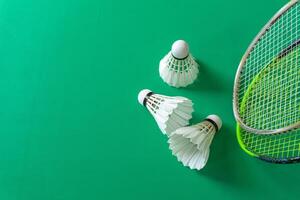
138, 89, 194, 136
159, 40, 199, 88
168, 115, 222, 170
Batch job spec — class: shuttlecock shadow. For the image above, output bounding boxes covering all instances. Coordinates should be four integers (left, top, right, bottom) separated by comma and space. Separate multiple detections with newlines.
185, 60, 226, 92
197, 124, 256, 187
189, 110, 206, 125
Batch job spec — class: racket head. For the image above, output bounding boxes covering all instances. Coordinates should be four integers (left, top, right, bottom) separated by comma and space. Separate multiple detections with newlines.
237, 124, 300, 163
233, 0, 300, 134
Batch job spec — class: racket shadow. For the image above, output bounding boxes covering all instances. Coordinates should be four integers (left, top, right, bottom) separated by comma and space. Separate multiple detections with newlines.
198, 124, 257, 187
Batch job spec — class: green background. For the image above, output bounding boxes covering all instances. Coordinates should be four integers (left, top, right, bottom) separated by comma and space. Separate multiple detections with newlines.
0, 0, 299, 199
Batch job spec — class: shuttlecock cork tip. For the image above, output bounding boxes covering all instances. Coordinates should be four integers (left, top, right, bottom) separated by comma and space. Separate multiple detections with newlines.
138, 89, 152, 105
171, 40, 189, 59
206, 115, 222, 131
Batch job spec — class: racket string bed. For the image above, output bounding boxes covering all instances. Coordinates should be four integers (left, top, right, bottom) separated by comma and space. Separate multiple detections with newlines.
242, 54, 300, 129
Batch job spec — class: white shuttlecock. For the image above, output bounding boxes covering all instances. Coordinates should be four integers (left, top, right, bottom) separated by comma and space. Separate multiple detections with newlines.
159, 40, 199, 88
138, 89, 194, 136
168, 115, 222, 170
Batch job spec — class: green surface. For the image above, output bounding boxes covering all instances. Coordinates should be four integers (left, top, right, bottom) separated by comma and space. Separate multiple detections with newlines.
0, 0, 299, 199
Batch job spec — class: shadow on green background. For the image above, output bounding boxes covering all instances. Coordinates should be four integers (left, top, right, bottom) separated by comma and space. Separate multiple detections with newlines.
0, 0, 299, 199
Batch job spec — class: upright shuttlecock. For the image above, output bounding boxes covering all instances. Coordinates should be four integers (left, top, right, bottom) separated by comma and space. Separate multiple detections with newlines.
138, 89, 194, 135
159, 40, 199, 88
168, 115, 222, 170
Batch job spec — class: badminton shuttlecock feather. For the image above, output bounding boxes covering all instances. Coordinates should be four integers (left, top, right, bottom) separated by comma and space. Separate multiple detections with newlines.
168, 115, 222, 170
138, 89, 194, 136
159, 40, 199, 88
